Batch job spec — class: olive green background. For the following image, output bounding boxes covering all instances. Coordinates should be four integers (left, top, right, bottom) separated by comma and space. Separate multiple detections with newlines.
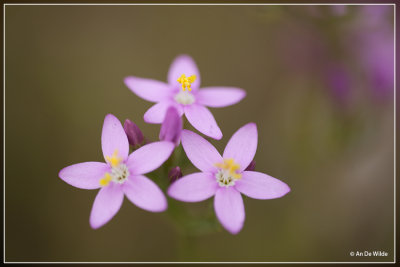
5, 5, 394, 262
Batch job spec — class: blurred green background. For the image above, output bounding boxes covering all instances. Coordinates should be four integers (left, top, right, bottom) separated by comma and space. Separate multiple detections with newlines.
5, 5, 394, 262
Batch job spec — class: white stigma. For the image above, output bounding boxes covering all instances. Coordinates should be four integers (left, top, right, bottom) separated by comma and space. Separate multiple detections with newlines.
174, 90, 195, 105
215, 169, 236, 187
110, 163, 130, 184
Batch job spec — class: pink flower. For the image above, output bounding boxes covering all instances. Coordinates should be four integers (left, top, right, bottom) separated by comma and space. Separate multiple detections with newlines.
167, 123, 290, 234
124, 55, 246, 140
59, 114, 174, 229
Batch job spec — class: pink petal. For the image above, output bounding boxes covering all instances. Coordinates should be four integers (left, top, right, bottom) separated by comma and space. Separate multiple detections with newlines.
59, 162, 109, 190
124, 76, 173, 103
144, 101, 183, 124
181, 130, 223, 173
167, 54, 201, 90
196, 87, 246, 108
126, 141, 174, 175
184, 104, 222, 140
89, 183, 124, 229
102, 114, 129, 162
223, 123, 257, 172
214, 187, 245, 234
235, 171, 290, 199
167, 172, 218, 202
123, 175, 167, 212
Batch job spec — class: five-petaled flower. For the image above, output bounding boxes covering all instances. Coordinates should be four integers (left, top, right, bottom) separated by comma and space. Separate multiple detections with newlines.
167, 123, 290, 234
59, 114, 174, 229
124, 55, 246, 140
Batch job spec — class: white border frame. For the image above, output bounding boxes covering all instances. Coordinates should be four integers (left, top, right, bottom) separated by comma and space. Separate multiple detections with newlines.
3, 2, 396, 264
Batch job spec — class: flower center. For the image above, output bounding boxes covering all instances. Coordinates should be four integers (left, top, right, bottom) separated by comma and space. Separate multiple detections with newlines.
174, 90, 195, 105
214, 158, 242, 187
177, 73, 196, 91
100, 150, 130, 186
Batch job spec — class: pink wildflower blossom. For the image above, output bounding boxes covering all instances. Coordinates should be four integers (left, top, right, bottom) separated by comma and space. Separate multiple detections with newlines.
168, 123, 290, 234
59, 114, 174, 229
125, 55, 246, 140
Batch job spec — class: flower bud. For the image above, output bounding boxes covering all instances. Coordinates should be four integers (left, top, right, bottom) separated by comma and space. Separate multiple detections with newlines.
244, 160, 256, 171
123, 119, 144, 148
159, 107, 182, 145
168, 166, 183, 183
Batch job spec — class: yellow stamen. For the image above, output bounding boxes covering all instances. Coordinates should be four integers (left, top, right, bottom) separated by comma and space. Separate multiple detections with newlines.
177, 74, 196, 91
105, 149, 122, 168
215, 158, 242, 179
99, 173, 112, 186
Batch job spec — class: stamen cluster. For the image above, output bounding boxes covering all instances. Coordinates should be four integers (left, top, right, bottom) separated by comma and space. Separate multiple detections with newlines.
215, 158, 242, 187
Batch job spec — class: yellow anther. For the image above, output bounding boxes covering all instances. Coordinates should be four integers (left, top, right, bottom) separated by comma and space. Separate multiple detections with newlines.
105, 150, 122, 167
99, 173, 112, 186
231, 172, 242, 179
177, 74, 196, 91
215, 158, 242, 179
225, 159, 240, 173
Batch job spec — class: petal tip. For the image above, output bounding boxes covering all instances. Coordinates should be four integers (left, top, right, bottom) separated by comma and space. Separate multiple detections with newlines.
152, 202, 168, 213
143, 114, 161, 124
210, 126, 223, 140
139, 197, 168, 212
58, 167, 66, 179
89, 214, 105, 230
104, 113, 113, 119
89, 222, 101, 230
227, 225, 243, 235
123, 77, 136, 89
104, 113, 119, 124
123, 76, 133, 84
143, 114, 152, 123
220, 218, 244, 235
58, 167, 69, 182
237, 88, 247, 99
213, 132, 223, 140
167, 183, 178, 199
241, 122, 258, 137
245, 122, 257, 129
276, 179, 291, 197
175, 54, 194, 61
207, 126, 223, 140
283, 183, 291, 195
167, 185, 183, 201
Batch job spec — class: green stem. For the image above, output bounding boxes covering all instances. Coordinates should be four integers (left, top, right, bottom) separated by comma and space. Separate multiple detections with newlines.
177, 231, 196, 261
159, 116, 222, 260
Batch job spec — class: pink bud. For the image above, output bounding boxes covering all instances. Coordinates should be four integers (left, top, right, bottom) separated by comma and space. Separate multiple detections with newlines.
244, 160, 256, 171
124, 119, 144, 148
159, 107, 182, 145
168, 166, 183, 183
